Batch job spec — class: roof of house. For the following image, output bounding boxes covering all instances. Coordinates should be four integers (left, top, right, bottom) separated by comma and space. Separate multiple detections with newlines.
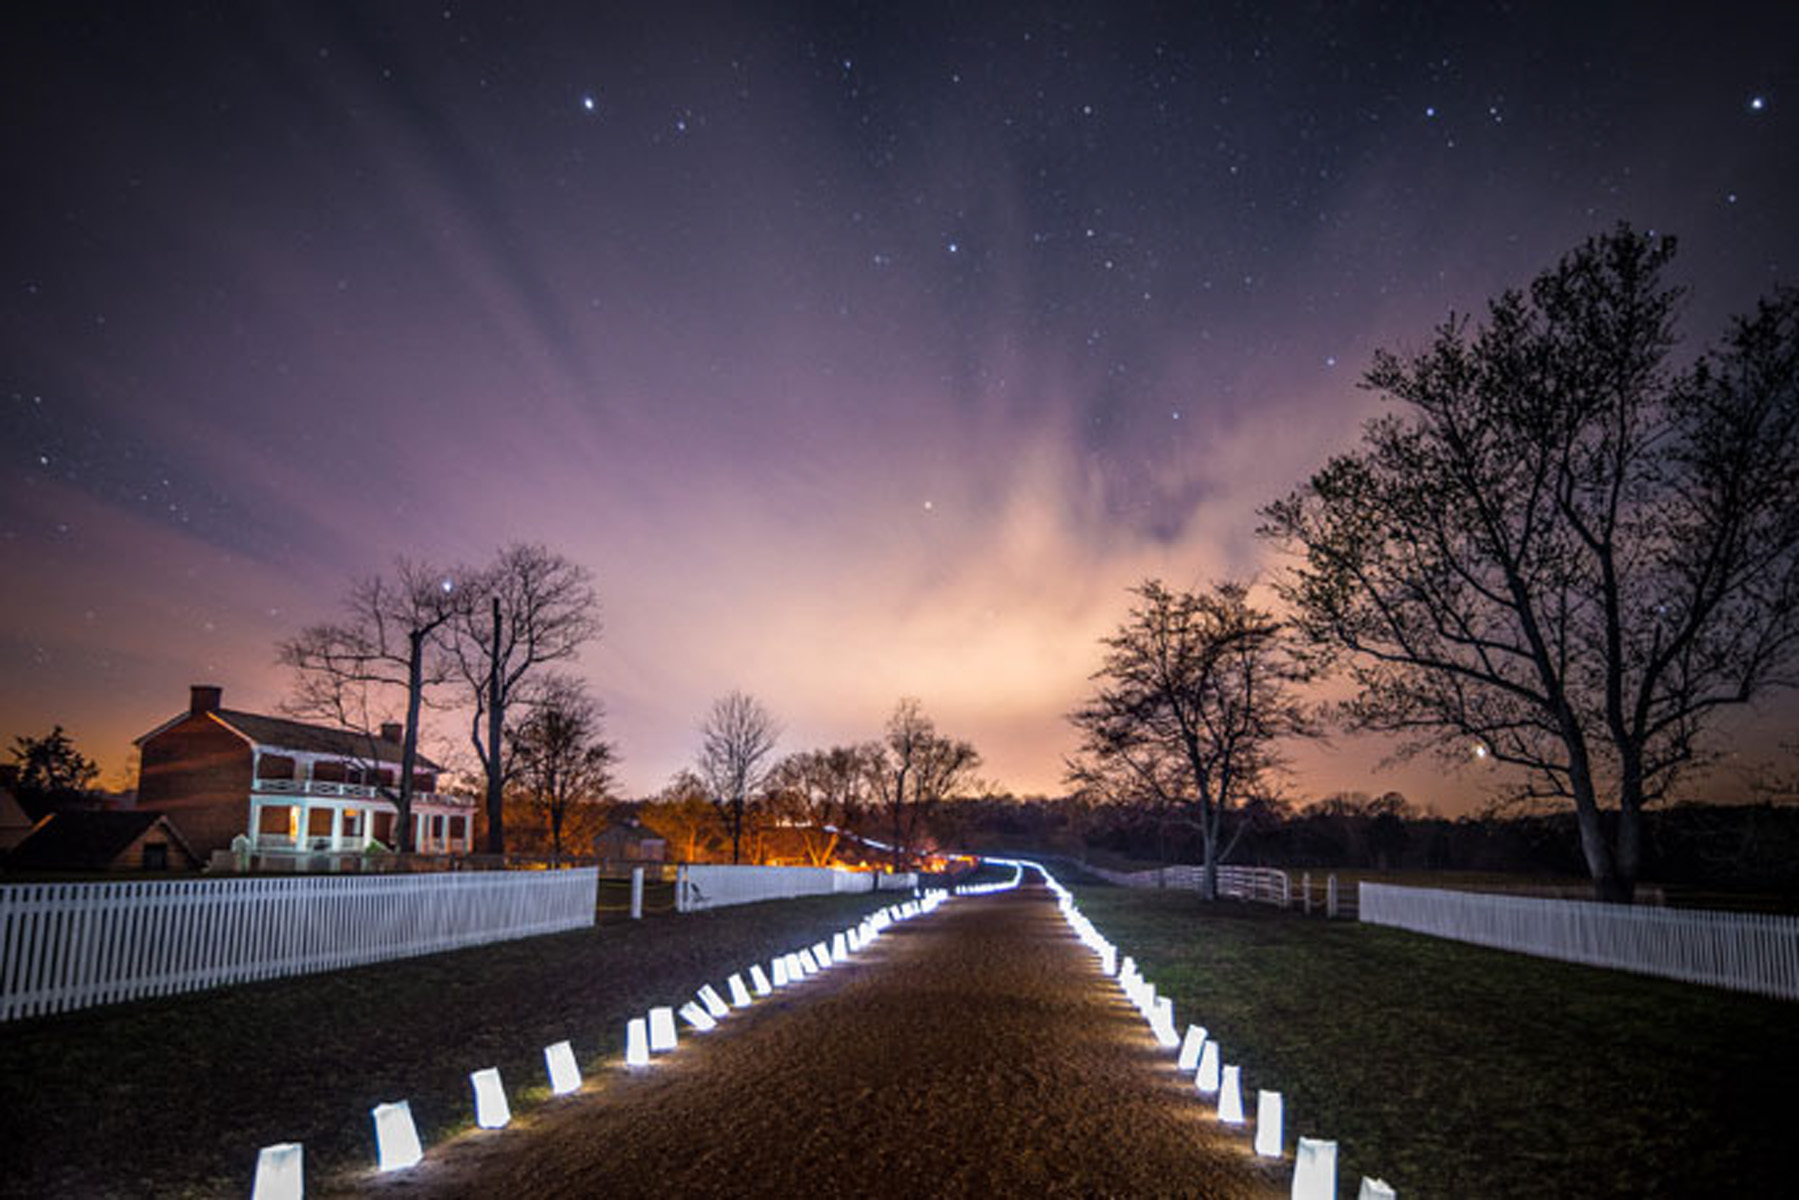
138, 709, 444, 772
7, 809, 197, 871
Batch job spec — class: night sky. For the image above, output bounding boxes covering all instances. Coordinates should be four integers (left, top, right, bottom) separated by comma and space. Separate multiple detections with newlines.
5, 2, 1797, 807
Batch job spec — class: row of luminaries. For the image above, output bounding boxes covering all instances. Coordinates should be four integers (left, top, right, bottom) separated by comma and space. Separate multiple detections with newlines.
1038, 867, 1398, 1200
248, 892, 951, 1198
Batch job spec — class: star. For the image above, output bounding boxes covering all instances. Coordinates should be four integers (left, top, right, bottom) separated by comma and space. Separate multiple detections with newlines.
582, 95, 596, 112
1749, 95, 1766, 112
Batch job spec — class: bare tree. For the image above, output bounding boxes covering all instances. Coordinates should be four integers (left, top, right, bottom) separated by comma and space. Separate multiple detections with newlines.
872, 698, 981, 873
279, 559, 462, 853
1262, 227, 1799, 902
1068, 581, 1314, 899
767, 743, 883, 866
451, 544, 600, 855
696, 690, 780, 864
640, 769, 726, 862
506, 674, 618, 859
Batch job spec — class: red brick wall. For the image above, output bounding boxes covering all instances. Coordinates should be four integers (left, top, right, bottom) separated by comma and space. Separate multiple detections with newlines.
137, 716, 253, 856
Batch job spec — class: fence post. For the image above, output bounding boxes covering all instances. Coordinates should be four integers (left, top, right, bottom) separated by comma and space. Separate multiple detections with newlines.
630, 867, 644, 920
675, 865, 689, 914
1326, 874, 1339, 919
1302, 872, 1311, 915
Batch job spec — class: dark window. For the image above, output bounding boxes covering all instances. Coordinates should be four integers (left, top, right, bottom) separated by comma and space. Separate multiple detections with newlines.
256, 754, 296, 780
142, 842, 169, 870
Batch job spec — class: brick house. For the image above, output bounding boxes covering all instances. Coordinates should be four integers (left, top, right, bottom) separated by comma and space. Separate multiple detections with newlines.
135, 684, 476, 860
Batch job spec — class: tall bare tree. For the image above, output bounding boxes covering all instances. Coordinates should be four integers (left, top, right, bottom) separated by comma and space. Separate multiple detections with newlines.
279, 559, 462, 852
1261, 227, 1799, 901
452, 544, 600, 855
872, 698, 981, 873
697, 690, 780, 863
506, 674, 618, 859
1068, 581, 1314, 899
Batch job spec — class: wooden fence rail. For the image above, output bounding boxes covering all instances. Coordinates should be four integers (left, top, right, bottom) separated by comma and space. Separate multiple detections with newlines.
1359, 883, 1799, 1001
1086, 863, 1292, 908
0, 870, 598, 1022
674, 865, 917, 912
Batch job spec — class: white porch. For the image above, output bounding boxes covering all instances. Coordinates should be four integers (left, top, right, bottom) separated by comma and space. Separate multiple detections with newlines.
249, 784, 474, 855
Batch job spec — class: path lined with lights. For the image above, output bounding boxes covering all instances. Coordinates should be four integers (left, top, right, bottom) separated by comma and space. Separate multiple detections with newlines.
364, 884, 1278, 1198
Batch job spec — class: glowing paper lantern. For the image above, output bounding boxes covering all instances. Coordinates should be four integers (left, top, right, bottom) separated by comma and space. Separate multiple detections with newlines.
626, 1017, 651, 1067
470, 1067, 511, 1129
544, 1040, 581, 1095
1358, 1178, 1395, 1199
1217, 1065, 1245, 1124
1152, 996, 1179, 1047
371, 1100, 423, 1172
798, 948, 820, 975
1196, 1041, 1222, 1094
1178, 1025, 1209, 1072
728, 973, 753, 1007
785, 951, 805, 980
1291, 1138, 1339, 1200
812, 941, 833, 968
251, 1142, 303, 1200
832, 931, 849, 960
679, 1000, 717, 1032
698, 984, 730, 1019
648, 1006, 678, 1053
1255, 1090, 1283, 1156
750, 964, 773, 996
1100, 945, 1118, 976
772, 957, 792, 987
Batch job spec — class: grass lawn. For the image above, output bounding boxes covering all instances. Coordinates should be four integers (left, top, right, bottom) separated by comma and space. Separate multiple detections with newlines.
0, 891, 897, 1198
1072, 885, 1798, 1198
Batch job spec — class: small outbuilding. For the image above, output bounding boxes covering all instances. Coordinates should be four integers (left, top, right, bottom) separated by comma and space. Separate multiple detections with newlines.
7, 809, 202, 873
595, 818, 667, 865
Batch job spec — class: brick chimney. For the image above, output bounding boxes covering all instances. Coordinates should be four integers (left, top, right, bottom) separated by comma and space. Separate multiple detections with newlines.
190, 684, 222, 714
380, 722, 404, 745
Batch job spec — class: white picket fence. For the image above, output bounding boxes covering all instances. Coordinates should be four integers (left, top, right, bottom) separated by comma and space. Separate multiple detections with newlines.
1087, 863, 1292, 908
0, 869, 598, 1022
674, 864, 916, 912
1359, 883, 1799, 1001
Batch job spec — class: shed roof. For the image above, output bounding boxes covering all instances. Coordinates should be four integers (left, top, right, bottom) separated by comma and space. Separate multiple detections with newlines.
7, 809, 197, 871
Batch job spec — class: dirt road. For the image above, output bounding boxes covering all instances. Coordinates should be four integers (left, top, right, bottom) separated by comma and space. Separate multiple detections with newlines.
355, 884, 1280, 1198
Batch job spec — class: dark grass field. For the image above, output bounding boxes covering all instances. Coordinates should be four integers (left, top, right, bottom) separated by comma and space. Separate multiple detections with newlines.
1072, 885, 1799, 1198
0, 891, 897, 1198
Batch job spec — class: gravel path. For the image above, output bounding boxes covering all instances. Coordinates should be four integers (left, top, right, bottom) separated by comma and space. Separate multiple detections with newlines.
354, 884, 1281, 1198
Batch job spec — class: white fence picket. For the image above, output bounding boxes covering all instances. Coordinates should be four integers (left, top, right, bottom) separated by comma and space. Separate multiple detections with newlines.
1359, 883, 1799, 1001
0, 869, 597, 1022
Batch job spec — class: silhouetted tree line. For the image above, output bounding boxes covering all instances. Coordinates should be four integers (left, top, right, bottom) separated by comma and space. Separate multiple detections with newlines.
941, 790, 1799, 894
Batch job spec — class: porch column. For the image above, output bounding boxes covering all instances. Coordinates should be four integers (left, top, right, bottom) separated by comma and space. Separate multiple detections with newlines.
329, 806, 344, 850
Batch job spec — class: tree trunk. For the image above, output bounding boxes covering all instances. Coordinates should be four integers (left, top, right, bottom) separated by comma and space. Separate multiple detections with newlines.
1572, 792, 1630, 903
731, 797, 742, 863
484, 595, 506, 855
1613, 798, 1643, 904
397, 628, 425, 854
